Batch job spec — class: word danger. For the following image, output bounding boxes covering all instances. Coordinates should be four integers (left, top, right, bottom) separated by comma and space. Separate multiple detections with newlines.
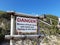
16, 17, 37, 23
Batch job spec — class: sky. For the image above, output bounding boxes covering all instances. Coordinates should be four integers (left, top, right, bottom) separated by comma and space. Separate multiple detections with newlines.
0, 0, 60, 17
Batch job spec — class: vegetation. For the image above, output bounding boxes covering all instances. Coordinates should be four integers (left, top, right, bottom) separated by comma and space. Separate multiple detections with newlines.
40, 14, 59, 35
0, 11, 60, 44
0, 11, 10, 42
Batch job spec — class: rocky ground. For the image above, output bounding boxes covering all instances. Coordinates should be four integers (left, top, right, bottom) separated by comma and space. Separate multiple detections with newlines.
40, 35, 60, 45
1, 35, 60, 45
13, 35, 60, 45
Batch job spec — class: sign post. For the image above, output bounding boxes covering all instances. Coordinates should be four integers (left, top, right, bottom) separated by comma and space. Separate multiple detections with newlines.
10, 15, 15, 45
5, 11, 41, 45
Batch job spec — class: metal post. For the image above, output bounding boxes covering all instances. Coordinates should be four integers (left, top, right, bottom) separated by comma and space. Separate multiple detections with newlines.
10, 15, 15, 45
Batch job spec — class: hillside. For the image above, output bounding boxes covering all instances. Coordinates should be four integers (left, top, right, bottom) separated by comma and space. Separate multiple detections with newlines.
0, 11, 10, 43
40, 14, 59, 35
39, 14, 60, 45
0, 11, 60, 45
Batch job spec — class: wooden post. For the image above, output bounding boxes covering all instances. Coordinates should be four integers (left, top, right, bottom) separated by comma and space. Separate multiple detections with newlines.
10, 15, 15, 45
37, 18, 40, 45
50, 18, 52, 25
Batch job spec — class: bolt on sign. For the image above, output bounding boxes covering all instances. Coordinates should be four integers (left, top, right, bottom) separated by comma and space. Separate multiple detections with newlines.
16, 17, 37, 33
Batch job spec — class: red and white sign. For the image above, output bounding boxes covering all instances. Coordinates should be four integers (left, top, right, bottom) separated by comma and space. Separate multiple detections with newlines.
16, 17, 37, 33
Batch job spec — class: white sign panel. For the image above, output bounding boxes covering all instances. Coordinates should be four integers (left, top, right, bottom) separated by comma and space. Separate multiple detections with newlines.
16, 17, 37, 33
58, 18, 60, 22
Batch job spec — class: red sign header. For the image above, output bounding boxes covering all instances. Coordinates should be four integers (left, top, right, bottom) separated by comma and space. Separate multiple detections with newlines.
16, 18, 37, 23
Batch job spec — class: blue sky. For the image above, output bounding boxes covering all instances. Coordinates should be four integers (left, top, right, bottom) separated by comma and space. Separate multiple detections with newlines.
0, 0, 60, 17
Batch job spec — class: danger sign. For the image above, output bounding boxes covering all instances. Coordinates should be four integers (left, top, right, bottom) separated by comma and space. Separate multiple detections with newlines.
16, 17, 37, 33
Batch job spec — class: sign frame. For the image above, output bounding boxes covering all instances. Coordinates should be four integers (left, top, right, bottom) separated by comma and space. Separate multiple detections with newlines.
5, 11, 40, 45
16, 16, 38, 34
